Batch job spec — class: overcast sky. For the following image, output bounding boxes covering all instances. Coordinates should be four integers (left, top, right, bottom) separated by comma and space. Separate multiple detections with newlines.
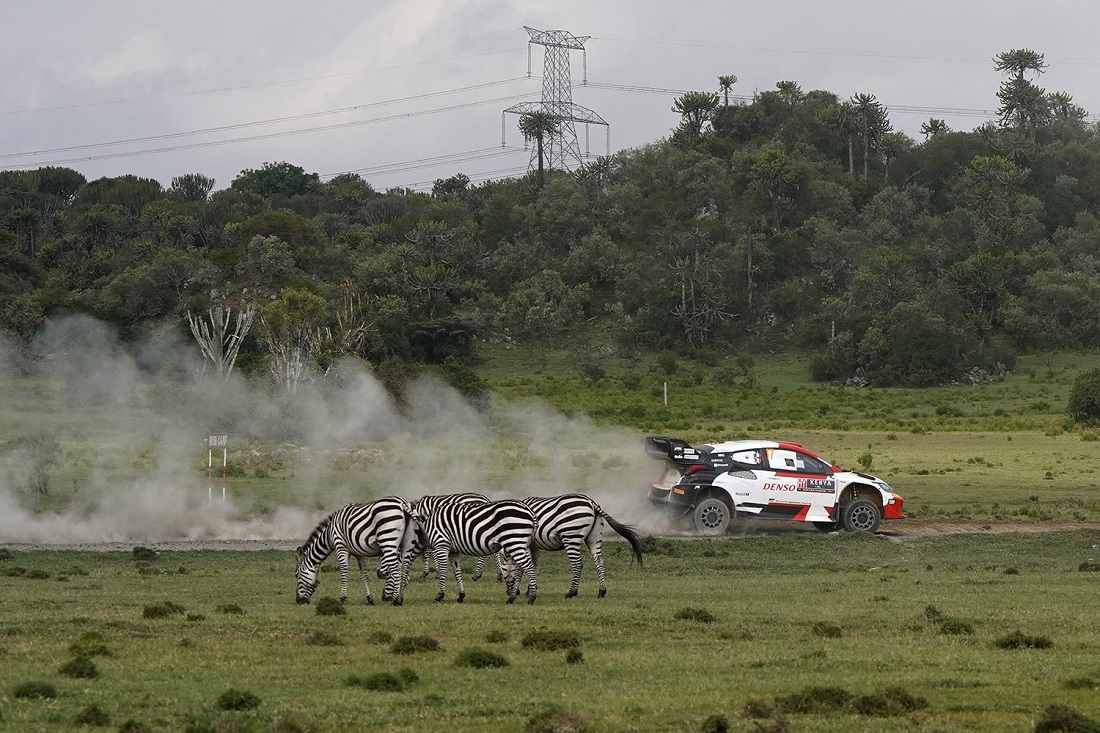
3, 1, 1097, 194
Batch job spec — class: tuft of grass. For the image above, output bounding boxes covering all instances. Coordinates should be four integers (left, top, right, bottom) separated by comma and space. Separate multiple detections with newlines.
454, 648, 510, 668
674, 607, 717, 623
305, 630, 342, 646
525, 705, 588, 733
59, 655, 99, 679
742, 698, 774, 719
314, 597, 346, 616
1063, 676, 1098, 690
810, 621, 842, 638
142, 601, 185, 619
345, 670, 417, 692
367, 631, 393, 644
852, 687, 929, 717
216, 688, 260, 711
521, 629, 581, 651
994, 630, 1053, 649
1078, 560, 1100, 572
485, 630, 510, 644
0, 548, 13, 560
565, 648, 584, 664
69, 631, 112, 657
117, 720, 152, 733
12, 680, 58, 699
937, 617, 975, 635
24, 568, 50, 579
391, 636, 440, 654
215, 603, 244, 615
73, 703, 111, 727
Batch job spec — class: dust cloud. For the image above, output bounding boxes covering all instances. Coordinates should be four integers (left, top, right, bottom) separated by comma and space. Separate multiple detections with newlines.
0, 316, 670, 546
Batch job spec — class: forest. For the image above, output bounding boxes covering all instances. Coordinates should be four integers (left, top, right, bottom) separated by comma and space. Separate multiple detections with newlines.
2, 49, 1098, 391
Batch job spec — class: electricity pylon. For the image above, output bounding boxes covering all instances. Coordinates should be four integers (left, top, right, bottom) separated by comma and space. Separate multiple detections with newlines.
503, 26, 609, 173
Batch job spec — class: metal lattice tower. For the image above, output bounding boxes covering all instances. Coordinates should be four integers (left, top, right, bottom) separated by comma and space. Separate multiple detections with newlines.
503, 26, 609, 173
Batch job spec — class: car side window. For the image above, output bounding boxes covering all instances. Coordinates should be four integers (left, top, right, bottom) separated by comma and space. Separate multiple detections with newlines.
728, 449, 761, 466
765, 449, 832, 474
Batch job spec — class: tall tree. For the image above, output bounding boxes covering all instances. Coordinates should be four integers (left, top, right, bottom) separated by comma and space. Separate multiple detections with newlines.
850, 93, 891, 176
518, 111, 560, 188
717, 74, 738, 106
188, 306, 256, 379
994, 49, 1051, 141
672, 91, 721, 139
919, 118, 950, 140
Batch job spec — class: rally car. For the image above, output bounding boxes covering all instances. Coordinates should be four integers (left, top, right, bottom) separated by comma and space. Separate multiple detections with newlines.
645, 436, 904, 535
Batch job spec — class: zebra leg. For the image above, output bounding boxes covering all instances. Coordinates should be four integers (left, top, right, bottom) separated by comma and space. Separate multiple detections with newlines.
495, 551, 505, 582
499, 554, 518, 601
432, 543, 449, 603
355, 555, 375, 606
421, 545, 433, 579
563, 541, 584, 599
503, 544, 537, 604
472, 555, 485, 581
452, 558, 467, 603
591, 539, 608, 598
337, 548, 352, 604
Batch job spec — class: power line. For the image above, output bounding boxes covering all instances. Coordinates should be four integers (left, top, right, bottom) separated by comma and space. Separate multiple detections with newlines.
0, 47, 527, 116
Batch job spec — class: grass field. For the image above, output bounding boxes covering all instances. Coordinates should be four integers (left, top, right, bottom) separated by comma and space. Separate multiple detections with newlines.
2, 530, 1100, 732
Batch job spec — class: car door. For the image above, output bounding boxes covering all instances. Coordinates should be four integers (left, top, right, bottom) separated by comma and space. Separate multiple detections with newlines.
757, 447, 836, 518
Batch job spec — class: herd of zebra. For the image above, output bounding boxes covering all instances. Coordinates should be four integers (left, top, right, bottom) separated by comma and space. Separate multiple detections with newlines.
294, 492, 645, 606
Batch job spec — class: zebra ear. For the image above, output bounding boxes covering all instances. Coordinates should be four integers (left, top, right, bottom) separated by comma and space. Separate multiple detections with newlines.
295, 545, 306, 558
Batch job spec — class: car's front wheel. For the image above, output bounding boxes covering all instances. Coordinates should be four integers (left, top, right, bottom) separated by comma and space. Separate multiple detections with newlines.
693, 497, 731, 535
841, 498, 882, 533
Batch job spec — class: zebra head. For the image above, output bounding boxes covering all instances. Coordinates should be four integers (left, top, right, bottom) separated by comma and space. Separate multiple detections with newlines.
295, 544, 319, 604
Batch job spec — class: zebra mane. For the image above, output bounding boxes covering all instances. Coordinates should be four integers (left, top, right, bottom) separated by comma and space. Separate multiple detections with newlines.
298, 510, 336, 557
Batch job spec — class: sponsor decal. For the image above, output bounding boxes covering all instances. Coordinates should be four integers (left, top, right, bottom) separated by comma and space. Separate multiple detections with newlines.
797, 477, 835, 494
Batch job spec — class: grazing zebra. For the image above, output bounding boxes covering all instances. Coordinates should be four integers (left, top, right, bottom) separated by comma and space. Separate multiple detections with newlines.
522, 493, 644, 599
295, 497, 419, 606
417, 499, 538, 604
411, 492, 491, 579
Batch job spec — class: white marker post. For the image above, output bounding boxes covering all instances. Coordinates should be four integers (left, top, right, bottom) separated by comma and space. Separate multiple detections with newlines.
208, 434, 228, 503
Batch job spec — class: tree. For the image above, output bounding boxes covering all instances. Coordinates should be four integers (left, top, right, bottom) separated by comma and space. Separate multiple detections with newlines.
672, 91, 721, 139
518, 111, 560, 187
1068, 368, 1100, 427
258, 287, 329, 392
188, 306, 256, 379
850, 93, 891, 176
231, 162, 319, 198
994, 49, 1051, 141
717, 74, 738, 106
993, 48, 1048, 80
919, 118, 950, 140
169, 173, 216, 204
819, 102, 857, 175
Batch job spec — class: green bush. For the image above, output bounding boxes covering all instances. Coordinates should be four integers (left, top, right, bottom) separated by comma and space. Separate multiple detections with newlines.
674, 608, 717, 624
314, 597, 346, 616
1034, 704, 1100, 733
391, 636, 440, 654
1068, 368, 1100, 427
525, 705, 588, 733
994, 630, 1053, 649
59, 655, 99, 679
454, 648, 510, 669
142, 601, 185, 619
216, 688, 260, 711
12, 681, 58, 699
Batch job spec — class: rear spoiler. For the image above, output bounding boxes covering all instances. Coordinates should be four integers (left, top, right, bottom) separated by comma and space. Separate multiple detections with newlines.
644, 436, 707, 464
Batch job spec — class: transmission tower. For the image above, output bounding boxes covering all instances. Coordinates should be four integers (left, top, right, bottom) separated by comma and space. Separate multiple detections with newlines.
503, 26, 609, 173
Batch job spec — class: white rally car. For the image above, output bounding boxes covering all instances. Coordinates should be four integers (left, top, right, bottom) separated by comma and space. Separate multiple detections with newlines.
645, 436, 904, 535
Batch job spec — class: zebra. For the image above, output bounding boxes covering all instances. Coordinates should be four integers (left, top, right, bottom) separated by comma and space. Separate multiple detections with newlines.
295, 497, 419, 606
411, 492, 491, 580
416, 499, 538, 604
522, 493, 644, 599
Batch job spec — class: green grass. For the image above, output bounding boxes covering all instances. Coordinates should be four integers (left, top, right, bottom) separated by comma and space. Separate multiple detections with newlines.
1, 532, 1100, 731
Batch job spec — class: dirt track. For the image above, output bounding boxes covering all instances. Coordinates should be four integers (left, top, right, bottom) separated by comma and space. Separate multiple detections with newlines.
3, 520, 1097, 553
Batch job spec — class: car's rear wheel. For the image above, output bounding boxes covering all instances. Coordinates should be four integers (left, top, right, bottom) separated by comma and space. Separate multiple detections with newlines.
841, 498, 882, 533
693, 497, 731, 535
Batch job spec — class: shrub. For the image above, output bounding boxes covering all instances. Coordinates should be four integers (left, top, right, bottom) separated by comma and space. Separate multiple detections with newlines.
674, 608, 717, 624
1068, 368, 1100, 427
1034, 703, 1100, 732
454, 648, 510, 669
775, 686, 853, 714
1064, 676, 1098, 690
216, 688, 260, 711
345, 672, 407, 692
0, 548, 13, 560
368, 631, 393, 644
525, 705, 587, 733
118, 720, 152, 733
215, 603, 244, 615
59, 655, 99, 679
391, 636, 440, 654
810, 621, 842, 638
314, 597, 346, 616
938, 618, 975, 635
565, 648, 584, 664
994, 630, 1053, 649
73, 703, 111, 727
69, 631, 112, 657
1079, 560, 1100, 572
742, 698, 774, 719
485, 630, 509, 644
699, 713, 730, 733
132, 547, 158, 562
12, 680, 57, 699
142, 601, 185, 619
521, 630, 581, 651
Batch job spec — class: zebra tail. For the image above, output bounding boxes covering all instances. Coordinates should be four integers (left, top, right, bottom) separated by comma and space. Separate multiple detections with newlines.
601, 511, 644, 568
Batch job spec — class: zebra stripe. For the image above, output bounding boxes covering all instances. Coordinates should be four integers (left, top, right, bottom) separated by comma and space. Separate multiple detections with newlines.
411, 493, 490, 579
295, 497, 418, 606
522, 493, 644, 599
418, 499, 538, 604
